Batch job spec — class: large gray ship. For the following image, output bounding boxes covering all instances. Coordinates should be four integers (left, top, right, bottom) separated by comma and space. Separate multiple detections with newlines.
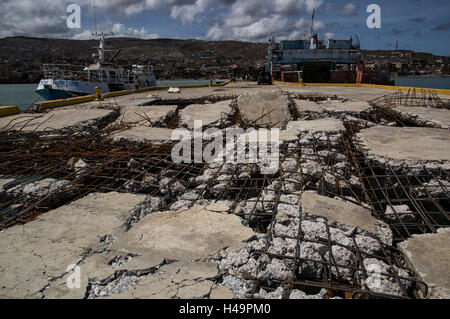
267, 10, 393, 85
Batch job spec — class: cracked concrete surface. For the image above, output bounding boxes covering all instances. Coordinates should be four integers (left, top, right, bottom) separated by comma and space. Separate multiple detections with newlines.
1, 83, 448, 300
237, 90, 290, 128
180, 100, 232, 129
301, 192, 393, 245
0, 196, 251, 299
111, 205, 256, 261
116, 105, 177, 126
394, 106, 450, 129
112, 127, 178, 144
0, 109, 116, 132
398, 228, 450, 299
357, 126, 450, 162
0, 192, 145, 298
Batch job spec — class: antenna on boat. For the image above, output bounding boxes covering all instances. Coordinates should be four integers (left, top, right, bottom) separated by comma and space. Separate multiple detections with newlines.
93, 0, 98, 35
310, 8, 316, 37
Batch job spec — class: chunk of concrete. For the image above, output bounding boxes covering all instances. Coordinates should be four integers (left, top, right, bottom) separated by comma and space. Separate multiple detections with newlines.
320, 100, 371, 113
398, 228, 450, 299
294, 99, 323, 113
395, 106, 450, 129
102, 261, 218, 299
237, 91, 289, 128
117, 105, 177, 125
210, 285, 234, 299
0, 192, 146, 298
0, 109, 115, 132
301, 192, 392, 243
357, 126, 450, 162
180, 100, 232, 129
111, 205, 256, 261
112, 127, 178, 144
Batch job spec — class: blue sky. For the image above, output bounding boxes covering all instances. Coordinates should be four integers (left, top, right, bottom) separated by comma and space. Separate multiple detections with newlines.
1, 0, 449, 55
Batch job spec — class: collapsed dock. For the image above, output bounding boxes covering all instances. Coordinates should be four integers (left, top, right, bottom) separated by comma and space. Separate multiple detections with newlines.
0, 83, 449, 299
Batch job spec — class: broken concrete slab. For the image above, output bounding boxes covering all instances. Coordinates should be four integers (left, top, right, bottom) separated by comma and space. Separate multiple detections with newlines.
319, 100, 372, 114
357, 126, 450, 162
300, 192, 392, 244
98, 261, 218, 299
0, 192, 145, 298
0, 109, 116, 132
398, 227, 450, 299
180, 100, 232, 129
395, 106, 450, 129
116, 105, 177, 126
210, 285, 234, 299
293, 99, 323, 113
112, 127, 178, 144
237, 91, 290, 128
111, 204, 256, 261
286, 118, 345, 133
280, 118, 345, 142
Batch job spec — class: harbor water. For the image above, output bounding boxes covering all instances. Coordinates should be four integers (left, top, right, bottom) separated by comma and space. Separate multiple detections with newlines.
1, 78, 449, 111
0, 80, 222, 111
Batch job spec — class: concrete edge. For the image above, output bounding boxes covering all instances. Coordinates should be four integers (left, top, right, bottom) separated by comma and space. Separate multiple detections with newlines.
0, 105, 21, 118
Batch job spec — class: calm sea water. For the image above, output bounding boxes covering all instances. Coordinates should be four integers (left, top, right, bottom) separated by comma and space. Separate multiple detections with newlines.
0, 80, 222, 111
394, 77, 450, 90
1, 78, 448, 111
0, 84, 43, 111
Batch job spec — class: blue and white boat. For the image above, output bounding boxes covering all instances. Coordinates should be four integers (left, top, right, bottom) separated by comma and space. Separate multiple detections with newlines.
36, 33, 156, 100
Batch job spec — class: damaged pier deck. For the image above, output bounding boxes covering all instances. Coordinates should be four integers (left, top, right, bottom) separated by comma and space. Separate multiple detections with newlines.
0, 83, 449, 299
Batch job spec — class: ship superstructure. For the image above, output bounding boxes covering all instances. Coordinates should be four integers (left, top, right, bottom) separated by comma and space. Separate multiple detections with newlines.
36, 33, 156, 100
268, 10, 392, 85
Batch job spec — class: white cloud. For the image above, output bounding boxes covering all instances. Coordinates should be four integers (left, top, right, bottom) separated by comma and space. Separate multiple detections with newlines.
0, 0, 68, 37
111, 23, 160, 39
205, 0, 326, 41
324, 32, 335, 40
335, 2, 358, 16
0, 0, 329, 41
170, 0, 212, 24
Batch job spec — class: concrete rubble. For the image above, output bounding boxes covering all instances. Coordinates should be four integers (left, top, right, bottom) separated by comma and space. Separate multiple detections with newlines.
357, 126, 450, 172
112, 127, 178, 144
0, 108, 117, 133
116, 105, 177, 127
237, 90, 290, 128
398, 228, 450, 299
0, 83, 448, 299
386, 106, 450, 129
180, 100, 232, 129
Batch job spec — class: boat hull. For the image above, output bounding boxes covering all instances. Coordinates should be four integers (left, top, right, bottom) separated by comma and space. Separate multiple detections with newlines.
35, 78, 156, 101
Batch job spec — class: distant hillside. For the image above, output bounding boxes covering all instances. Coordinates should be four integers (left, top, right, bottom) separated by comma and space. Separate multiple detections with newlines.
0, 36, 267, 83
0, 36, 447, 84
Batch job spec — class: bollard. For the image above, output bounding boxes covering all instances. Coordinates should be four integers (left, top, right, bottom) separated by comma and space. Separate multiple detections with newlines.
95, 87, 103, 101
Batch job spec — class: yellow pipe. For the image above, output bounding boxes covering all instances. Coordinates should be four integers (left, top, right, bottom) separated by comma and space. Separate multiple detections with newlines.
0, 105, 21, 117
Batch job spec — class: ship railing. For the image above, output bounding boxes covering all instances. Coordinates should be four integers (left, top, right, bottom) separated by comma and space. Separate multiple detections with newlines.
43, 64, 138, 84
43, 64, 87, 81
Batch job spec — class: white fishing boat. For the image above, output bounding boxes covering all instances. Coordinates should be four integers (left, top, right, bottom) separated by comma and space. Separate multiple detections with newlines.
36, 33, 156, 100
